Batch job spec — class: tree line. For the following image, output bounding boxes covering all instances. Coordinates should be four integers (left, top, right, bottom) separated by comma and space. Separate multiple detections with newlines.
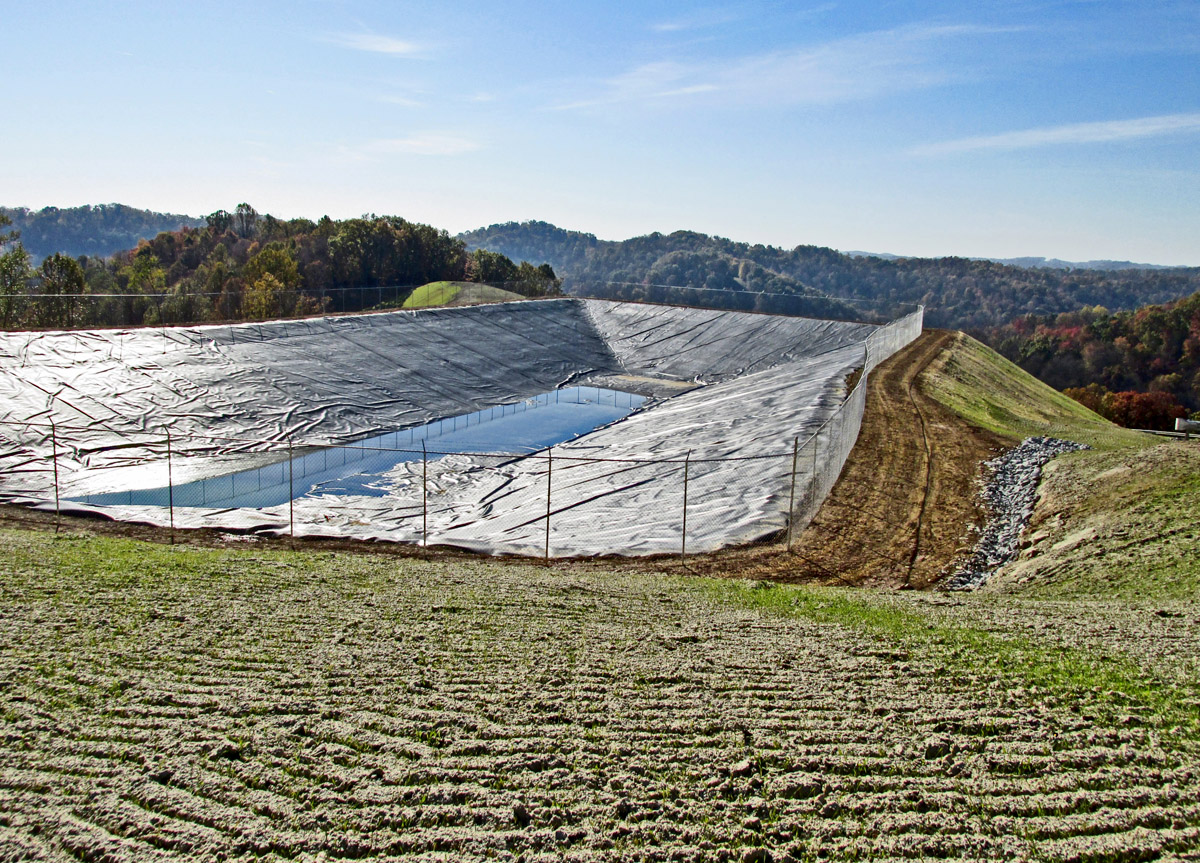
0, 205, 560, 329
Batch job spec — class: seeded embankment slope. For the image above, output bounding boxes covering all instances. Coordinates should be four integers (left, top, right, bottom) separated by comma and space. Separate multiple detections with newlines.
401, 281, 525, 308
918, 332, 1200, 599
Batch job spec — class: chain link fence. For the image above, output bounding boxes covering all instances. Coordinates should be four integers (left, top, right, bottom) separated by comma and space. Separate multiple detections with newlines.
1, 281, 558, 330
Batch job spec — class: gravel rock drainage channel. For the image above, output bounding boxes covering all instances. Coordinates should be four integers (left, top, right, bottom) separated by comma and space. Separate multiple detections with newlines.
72, 386, 646, 509
948, 436, 1088, 589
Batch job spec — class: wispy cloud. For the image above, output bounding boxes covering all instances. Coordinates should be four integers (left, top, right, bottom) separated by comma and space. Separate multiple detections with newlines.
326, 32, 424, 57
360, 135, 481, 156
912, 112, 1200, 156
652, 2, 837, 33
651, 7, 743, 33
551, 23, 1009, 111
552, 61, 701, 110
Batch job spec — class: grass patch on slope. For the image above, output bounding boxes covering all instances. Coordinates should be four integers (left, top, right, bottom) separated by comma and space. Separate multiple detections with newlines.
401, 281, 524, 309
999, 442, 1200, 601
922, 332, 1145, 450
711, 578, 1200, 739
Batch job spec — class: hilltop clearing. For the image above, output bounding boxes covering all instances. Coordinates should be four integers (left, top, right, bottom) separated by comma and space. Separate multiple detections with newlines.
400, 281, 525, 308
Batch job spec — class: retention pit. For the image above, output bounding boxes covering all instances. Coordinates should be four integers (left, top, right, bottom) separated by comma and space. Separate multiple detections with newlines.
0, 299, 922, 556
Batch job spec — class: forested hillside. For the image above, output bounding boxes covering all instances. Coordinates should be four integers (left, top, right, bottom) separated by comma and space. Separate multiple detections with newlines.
984, 294, 1200, 428
0, 205, 559, 329
0, 204, 203, 262
461, 221, 1200, 330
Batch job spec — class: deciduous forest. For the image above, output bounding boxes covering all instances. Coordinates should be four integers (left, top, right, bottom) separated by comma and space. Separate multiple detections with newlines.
462, 221, 1200, 330
0, 205, 560, 328
984, 295, 1200, 428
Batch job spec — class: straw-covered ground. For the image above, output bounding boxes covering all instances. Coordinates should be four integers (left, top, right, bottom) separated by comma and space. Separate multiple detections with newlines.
1, 526, 1199, 862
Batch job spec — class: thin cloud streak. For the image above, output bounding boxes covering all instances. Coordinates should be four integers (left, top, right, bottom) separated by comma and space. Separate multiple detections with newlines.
377, 94, 425, 108
326, 32, 424, 56
550, 23, 1012, 111
912, 112, 1200, 155
650, 6, 743, 33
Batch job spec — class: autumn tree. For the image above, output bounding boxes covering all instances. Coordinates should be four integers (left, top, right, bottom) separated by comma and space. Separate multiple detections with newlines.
244, 243, 301, 290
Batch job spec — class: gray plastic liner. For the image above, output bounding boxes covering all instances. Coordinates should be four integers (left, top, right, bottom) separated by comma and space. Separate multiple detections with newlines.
0, 299, 921, 556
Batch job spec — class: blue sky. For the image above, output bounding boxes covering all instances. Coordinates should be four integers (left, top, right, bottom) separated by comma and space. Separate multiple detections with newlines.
5, 0, 1199, 263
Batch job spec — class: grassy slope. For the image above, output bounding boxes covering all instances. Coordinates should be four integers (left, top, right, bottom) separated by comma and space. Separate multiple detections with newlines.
709, 577, 1200, 738
920, 332, 1145, 450
2, 527, 1198, 861
920, 332, 1200, 600
401, 281, 524, 309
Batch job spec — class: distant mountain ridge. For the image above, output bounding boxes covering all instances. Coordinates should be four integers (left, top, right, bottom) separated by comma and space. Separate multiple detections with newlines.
5, 206, 1196, 331
460, 221, 1200, 329
845, 250, 1171, 271
985, 256, 1171, 272
1, 204, 203, 263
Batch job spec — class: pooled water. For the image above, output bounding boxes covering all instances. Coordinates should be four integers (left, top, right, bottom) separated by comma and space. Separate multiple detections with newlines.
76, 386, 645, 509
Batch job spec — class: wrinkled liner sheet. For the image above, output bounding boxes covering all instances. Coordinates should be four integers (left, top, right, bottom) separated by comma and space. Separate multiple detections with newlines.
0, 299, 916, 556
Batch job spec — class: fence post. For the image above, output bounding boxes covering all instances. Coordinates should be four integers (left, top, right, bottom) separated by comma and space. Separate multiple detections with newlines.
50, 420, 61, 534
786, 436, 799, 551
681, 452, 691, 564
422, 440, 428, 548
544, 447, 553, 562
287, 436, 295, 545
813, 424, 818, 491
166, 428, 175, 544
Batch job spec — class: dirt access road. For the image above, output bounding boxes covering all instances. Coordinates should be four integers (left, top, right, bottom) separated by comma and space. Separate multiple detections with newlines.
684, 330, 1007, 588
